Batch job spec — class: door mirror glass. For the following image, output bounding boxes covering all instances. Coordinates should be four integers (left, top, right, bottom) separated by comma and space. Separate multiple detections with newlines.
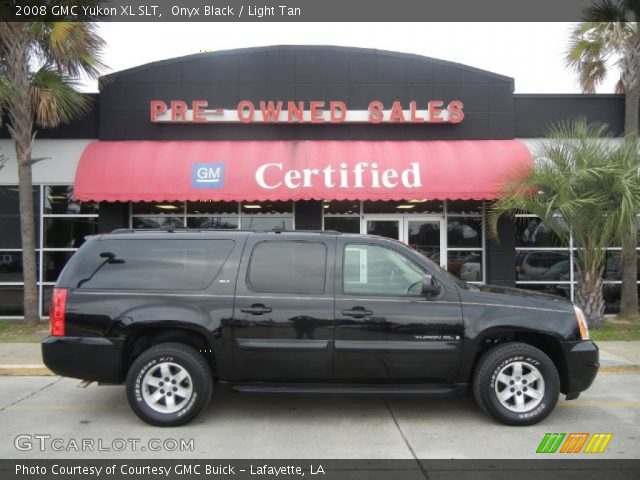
421, 274, 442, 297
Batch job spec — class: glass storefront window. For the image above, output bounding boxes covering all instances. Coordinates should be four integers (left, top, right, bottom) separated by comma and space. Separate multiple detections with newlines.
516, 250, 571, 282
241, 216, 292, 231
44, 217, 98, 248
132, 216, 184, 229
44, 186, 97, 214
41, 285, 54, 317
448, 250, 483, 282
324, 200, 360, 215
1, 187, 631, 318
364, 200, 443, 214
515, 217, 567, 248
447, 217, 482, 248
516, 283, 571, 299
241, 201, 293, 231
187, 201, 238, 215
602, 251, 640, 281
324, 217, 360, 233
131, 201, 183, 215
0, 251, 23, 282
366, 220, 399, 240
600, 284, 640, 314
38, 184, 98, 316
0, 251, 40, 283
44, 251, 75, 282
187, 216, 239, 229
241, 201, 292, 214
0, 186, 40, 249
447, 200, 482, 215
0, 285, 24, 316
407, 219, 441, 260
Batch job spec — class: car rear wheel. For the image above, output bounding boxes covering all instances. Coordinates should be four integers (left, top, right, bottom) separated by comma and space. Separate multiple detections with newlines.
472, 342, 560, 426
126, 342, 212, 426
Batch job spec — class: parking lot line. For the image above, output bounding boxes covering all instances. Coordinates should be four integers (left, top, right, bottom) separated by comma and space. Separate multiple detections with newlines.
557, 401, 640, 408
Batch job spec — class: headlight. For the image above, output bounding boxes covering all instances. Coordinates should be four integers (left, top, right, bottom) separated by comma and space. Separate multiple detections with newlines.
574, 305, 590, 340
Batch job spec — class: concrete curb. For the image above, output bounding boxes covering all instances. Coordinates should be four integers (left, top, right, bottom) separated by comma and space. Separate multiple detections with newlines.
598, 365, 640, 374
0, 365, 53, 376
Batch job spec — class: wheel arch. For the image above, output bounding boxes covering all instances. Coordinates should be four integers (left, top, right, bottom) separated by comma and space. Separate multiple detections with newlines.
122, 325, 217, 381
466, 329, 569, 395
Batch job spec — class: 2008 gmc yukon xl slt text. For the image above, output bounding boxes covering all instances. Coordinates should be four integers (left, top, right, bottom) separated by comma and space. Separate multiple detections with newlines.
42, 230, 599, 427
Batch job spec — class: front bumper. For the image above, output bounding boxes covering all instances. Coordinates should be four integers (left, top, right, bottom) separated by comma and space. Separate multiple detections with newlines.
561, 340, 599, 397
42, 336, 125, 384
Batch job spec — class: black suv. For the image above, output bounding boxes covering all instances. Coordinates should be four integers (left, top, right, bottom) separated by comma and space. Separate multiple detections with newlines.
42, 230, 598, 427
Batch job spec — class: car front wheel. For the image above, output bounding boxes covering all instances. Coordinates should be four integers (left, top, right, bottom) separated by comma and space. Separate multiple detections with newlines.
473, 342, 560, 426
126, 342, 213, 426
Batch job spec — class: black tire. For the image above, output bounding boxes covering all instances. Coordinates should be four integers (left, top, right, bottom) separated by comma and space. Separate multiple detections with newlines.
472, 342, 560, 426
126, 342, 213, 427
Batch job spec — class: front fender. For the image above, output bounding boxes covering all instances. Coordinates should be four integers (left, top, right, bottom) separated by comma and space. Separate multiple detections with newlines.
455, 290, 580, 383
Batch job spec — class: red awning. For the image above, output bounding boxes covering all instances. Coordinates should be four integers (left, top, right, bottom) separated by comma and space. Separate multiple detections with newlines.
73, 140, 532, 202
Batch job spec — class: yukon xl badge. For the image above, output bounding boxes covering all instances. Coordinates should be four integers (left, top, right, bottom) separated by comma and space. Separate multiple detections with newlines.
192, 163, 225, 188
415, 335, 460, 341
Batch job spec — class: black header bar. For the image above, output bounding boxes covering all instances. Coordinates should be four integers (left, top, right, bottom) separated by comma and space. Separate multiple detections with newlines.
2, 459, 640, 480
3, 0, 600, 22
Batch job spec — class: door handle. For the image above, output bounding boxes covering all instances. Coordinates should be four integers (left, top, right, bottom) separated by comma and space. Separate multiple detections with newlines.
240, 304, 273, 315
341, 307, 373, 318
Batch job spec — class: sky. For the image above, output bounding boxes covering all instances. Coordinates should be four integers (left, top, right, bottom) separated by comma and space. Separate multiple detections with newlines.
86, 22, 621, 95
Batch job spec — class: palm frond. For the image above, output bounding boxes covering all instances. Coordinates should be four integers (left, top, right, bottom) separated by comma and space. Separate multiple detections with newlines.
566, 22, 623, 92
29, 67, 90, 128
0, 73, 11, 106
623, 0, 640, 20
31, 21, 106, 79
583, 0, 629, 22
489, 119, 640, 297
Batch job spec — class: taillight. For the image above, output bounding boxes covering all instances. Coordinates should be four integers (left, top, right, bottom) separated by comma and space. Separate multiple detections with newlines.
49, 288, 67, 337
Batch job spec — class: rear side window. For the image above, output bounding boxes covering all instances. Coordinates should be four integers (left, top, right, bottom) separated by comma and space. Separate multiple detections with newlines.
248, 241, 327, 294
73, 239, 234, 290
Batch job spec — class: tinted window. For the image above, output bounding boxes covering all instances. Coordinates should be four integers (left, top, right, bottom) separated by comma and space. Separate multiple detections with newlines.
0, 186, 39, 248
248, 241, 327, 294
44, 217, 98, 248
44, 186, 98, 214
344, 244, 425, 296
324, 217, 360, 233
515, 251, 570, 281
75, 239, 234, 290
515, 217, 567, 247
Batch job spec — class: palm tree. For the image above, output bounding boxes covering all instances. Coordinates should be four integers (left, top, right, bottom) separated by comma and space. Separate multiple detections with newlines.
566, 2, 640, 316
489, 120, 640, 327
0, 18, 104, 323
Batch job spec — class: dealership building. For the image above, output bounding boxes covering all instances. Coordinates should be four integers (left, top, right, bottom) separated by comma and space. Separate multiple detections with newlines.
0, 45, 637, 318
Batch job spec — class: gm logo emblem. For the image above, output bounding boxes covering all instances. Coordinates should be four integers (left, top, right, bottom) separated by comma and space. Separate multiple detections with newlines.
192, 163, 225, 189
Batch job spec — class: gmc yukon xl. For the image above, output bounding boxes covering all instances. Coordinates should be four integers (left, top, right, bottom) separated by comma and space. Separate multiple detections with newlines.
42, 230, 599, 426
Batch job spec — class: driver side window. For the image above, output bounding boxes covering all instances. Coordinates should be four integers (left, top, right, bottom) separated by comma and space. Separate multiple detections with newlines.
343, 244, 425, 296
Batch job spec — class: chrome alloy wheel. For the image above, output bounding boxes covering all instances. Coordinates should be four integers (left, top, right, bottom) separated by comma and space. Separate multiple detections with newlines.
494, 361, 545, 412
141, 362, 193, 414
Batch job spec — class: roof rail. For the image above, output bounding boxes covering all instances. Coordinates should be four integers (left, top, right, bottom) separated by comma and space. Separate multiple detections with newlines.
109, 228, 341, 235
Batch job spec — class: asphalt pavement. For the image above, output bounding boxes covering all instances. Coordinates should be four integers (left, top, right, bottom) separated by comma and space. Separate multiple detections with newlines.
0, 341, 638, 459
0, 371, 638, 459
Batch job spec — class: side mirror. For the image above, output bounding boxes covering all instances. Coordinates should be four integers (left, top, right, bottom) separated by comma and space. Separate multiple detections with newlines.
422, 274, 442, 297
